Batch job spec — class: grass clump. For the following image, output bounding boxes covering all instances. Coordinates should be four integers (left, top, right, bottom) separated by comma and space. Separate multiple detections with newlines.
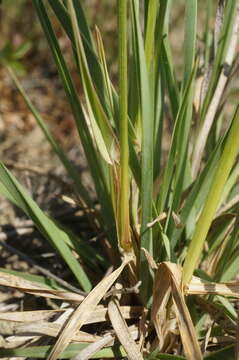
1, 0, 239, 359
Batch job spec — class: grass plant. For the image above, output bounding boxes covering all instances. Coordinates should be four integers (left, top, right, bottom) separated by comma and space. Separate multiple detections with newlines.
1, 0, 239, 359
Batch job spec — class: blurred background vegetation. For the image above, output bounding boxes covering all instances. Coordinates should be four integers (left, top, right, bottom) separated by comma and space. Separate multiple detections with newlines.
1, 0, 223, 77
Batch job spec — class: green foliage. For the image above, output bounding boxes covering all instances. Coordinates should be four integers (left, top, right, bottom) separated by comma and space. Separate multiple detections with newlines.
0, 163, 92, 291
1, 0, 239, 357
0, 344, 126, 358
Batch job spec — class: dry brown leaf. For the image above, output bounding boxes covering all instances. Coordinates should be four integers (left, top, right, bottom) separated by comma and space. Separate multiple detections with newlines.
152, 262, 239, 359
71, 333, 114, 360
187, 276, 239, 298
147, 212, 167, 228
151, 261, 171, 349
16, 322, 101, 342
172, 211, 183, 228
141, 247, 158, 270
47, 255, 132, 360
138, 306, 149, 350
208, 336, 235, 345
201, 326, 212, 354
0, 309, 65, 322
152, 262, 202, 360
71, 324, 139, 360
0, 305, 144, 324
108, 299, 143, 360
0, 320, 20, 335
167, 263, 202, 359
0, 271, 84, 302
4, 334, 41, 349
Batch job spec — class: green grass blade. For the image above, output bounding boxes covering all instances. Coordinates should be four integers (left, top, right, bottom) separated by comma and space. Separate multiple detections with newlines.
170, 134, 224, 250
0, 344, 126, 359
7, 67, 92, 208
67, 0, 117, 162
215, 211, 239, 281
0, 163, 92, 291
153, 68, 164, 181
128, 9, 141, 140
131, 0, 154, 303
32, 0, 102, 166
0, 268, 68, 291
144, 0, 158, 68
146, 350, 185, 360
204, 215, 234, 257
33, 0, 117, 246
182, 104, 239, 286
220, 247, 239, 282
71, 0, 93, 47
203, 0, 213, 69
95, 27, 114, 116
111, 86, 141, 187
160, 40, 180, 119
48, 0, 110, 112
204, 344, 234, 360
201, 0, 238, 120
153, 0, 168, 180
33, 0, 108, 170
219, 161, 239, 207
0, 181, 105, 272
182, 0, 197, 89
117, 0, 131, 251
48, 0, 92, 48
157, 64, 197, 214
192, 0, 239, 176
164, 63, 197, 241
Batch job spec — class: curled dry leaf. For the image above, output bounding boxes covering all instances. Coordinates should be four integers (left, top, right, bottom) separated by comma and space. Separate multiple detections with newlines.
172, 211, 184, 228
141, 247, 158, 270
47, 255, 132, 360
108, 299, 143, 360
147, 212, 167, 228
152, 262, 202, 360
